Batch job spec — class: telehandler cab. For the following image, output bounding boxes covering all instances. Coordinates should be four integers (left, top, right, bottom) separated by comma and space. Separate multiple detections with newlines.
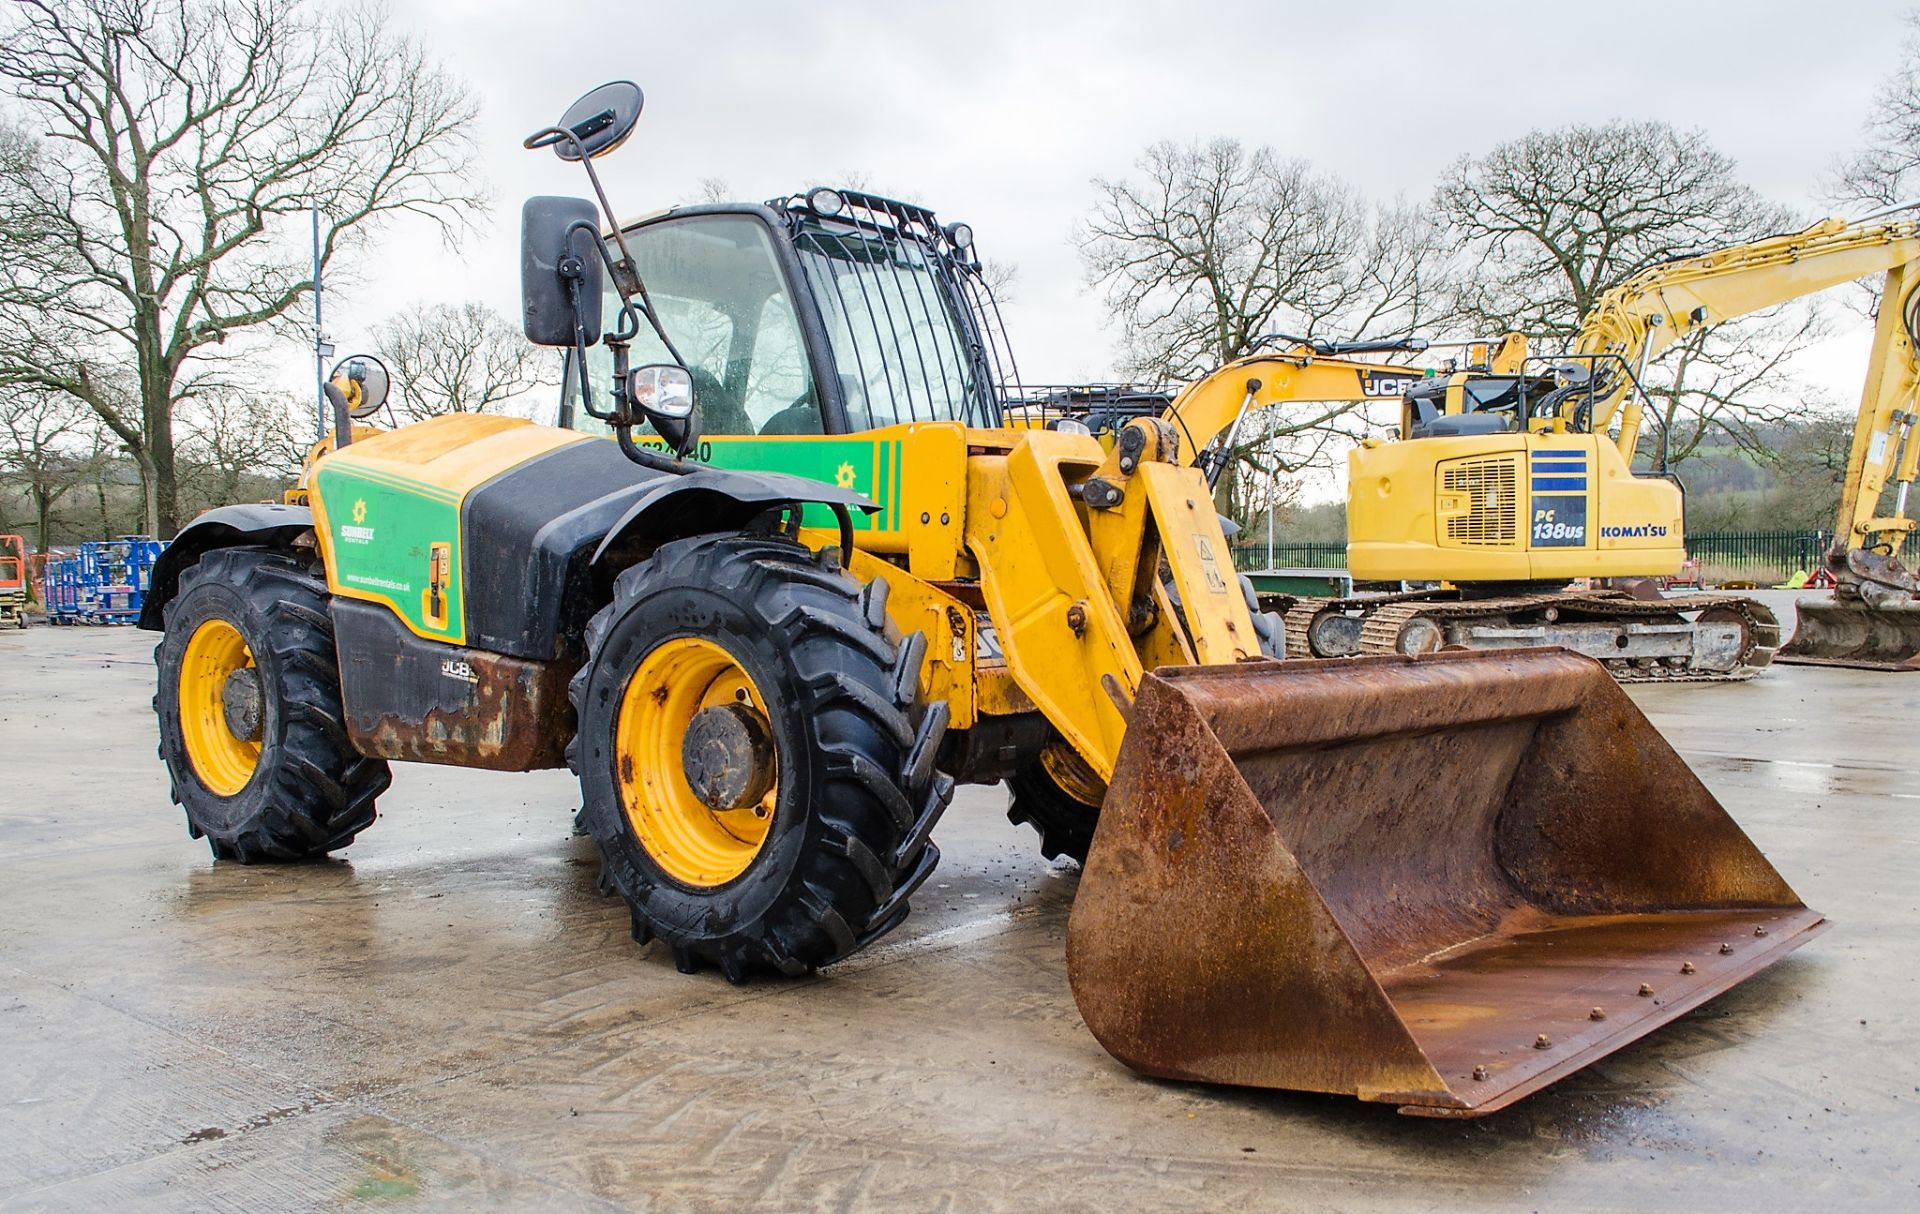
141, 81, 1824, 1116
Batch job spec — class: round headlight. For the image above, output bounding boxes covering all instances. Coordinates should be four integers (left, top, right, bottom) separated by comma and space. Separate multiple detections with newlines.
945, 221, 974, 251
807, 187, 845, 217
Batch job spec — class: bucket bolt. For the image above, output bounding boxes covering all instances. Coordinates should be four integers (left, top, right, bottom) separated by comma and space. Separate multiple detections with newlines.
1066, 601, 1088, 637
1638, 983, 1655, 997
1533, 1035, 1552, 1050
1589, 1007, 1607, 1021
1755, 926, 1769, 937
1680, 962, 1696, 975
1720, 943, 1734, 954
1471, 1065, 1489, 1082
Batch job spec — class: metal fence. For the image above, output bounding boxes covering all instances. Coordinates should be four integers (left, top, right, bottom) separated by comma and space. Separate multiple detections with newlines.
1231, 543, 1347, 572
1231, 531, 1835, 581
1683, 531, 1830, 580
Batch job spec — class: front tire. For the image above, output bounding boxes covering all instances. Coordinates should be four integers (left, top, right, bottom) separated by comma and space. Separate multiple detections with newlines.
153, 547, 389, 861
1006, 743, 1104, 865
570, 534, 953, 981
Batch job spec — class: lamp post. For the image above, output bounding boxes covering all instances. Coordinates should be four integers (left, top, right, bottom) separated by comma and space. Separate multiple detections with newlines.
312, 203, 329, 441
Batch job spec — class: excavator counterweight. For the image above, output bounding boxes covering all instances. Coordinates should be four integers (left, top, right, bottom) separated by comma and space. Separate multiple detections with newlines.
1069, 648, 1825, 1115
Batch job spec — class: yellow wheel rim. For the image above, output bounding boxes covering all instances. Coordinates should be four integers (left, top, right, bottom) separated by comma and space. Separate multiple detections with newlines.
615, 637, 779, 888
178, 618, 261, 797
1040, 742, 1106, 807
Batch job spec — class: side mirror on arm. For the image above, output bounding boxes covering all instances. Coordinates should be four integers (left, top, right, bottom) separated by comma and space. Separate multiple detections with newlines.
520, 195, 602, 348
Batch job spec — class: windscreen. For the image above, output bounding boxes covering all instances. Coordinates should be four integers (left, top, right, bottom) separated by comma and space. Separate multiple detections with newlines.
794, 223, 996, 428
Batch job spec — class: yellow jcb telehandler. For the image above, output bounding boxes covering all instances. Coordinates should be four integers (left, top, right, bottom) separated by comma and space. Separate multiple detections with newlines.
140, 82, 1824, 1116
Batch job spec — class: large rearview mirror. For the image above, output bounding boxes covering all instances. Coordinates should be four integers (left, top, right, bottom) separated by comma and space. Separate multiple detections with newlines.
525, 81, 644, 162
329, 355, 391, 419
521, 195, 602, 348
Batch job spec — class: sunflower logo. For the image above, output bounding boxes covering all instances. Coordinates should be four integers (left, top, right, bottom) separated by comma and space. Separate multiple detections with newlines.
834, 461, 857, 490
351, 498, 367, 525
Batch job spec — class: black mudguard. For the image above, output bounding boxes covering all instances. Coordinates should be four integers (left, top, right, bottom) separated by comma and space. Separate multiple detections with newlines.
137, 503, 316, 631
589, 468, 879, 565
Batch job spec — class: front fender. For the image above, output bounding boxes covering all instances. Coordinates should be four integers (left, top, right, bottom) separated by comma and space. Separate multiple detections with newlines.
138, 503, 315, 630
589, 468, 878, 564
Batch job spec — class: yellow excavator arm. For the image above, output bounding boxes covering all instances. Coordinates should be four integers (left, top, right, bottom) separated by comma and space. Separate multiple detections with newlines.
1573, 214, 1920, 461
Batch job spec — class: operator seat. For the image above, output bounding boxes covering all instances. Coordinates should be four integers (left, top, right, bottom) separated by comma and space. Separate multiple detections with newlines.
1410, 413, 1511, 440
758, 390, 824, 435
690, 367, 752, 436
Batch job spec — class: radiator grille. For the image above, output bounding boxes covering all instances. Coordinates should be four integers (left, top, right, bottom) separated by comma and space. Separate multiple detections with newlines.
1440, 456, 1520, 546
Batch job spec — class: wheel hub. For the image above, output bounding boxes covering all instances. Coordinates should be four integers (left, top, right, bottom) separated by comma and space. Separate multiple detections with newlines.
221, 667, 264, 742
683, 702, 777, 812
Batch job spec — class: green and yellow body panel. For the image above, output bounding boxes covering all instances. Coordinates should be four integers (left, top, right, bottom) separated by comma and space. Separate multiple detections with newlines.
310, 414, 973, 648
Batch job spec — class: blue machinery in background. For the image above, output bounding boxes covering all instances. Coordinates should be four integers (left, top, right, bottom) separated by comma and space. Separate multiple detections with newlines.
42, 537, 166, 625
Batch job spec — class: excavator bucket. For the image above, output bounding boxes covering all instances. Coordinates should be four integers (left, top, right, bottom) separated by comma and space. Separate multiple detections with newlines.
1066, 648, 1825, 1117
1776, 599, 1920, 670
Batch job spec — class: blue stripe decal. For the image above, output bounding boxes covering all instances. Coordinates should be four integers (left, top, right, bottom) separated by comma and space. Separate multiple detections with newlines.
1531, 477, 1588, 491
1533, 449, 1586, 458
1530, 461, 1587, 472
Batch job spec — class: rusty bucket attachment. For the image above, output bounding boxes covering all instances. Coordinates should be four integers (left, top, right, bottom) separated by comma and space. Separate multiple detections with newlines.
1777, 599, 1920, 671
1066, 648, 1825, 1117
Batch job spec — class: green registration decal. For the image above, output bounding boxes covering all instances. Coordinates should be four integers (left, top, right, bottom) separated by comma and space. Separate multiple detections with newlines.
657, 436, 903, 531
314, 465, 465, 643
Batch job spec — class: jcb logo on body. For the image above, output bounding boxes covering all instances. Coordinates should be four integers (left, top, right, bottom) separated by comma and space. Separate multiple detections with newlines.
1359, 370, 1422, 398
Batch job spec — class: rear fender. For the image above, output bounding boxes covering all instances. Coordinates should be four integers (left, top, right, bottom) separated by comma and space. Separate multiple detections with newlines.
137, 504, 316, 630
589, 468, 877, 565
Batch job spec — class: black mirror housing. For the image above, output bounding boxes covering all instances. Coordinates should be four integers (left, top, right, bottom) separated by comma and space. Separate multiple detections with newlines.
520, 196, 601, 347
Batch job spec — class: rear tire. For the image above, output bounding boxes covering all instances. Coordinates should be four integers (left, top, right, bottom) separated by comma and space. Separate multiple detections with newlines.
570, 533, 952, 981
153, 547, 389, 861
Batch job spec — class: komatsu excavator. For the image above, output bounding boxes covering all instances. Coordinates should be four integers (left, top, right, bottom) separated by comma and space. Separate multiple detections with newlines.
138, 82, 1823, 1117
1159, 212, 1920, 679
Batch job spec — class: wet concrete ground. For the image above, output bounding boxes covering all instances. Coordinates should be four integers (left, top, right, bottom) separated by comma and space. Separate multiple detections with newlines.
0, 612, 1914, 1212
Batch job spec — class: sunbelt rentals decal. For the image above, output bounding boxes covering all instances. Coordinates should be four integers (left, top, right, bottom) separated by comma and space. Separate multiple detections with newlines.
341, 498, 376, 544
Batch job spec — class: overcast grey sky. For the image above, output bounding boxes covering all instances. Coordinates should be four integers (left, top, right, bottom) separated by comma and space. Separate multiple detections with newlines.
309, 0, 1911, 406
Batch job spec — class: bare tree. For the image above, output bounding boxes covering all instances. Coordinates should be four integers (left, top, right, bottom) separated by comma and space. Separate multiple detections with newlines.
371, 301, 554, 422
176, 391, 302, 510
1436, 121, 1790, 337
0, 385, 91, 551
1081, 139, 1441, 519
1083, 140, 1435, 382
0, 0, 482, 536
1437, 120, 1813, 466
1832, 12, 1920, 209
1639, 306, 1830, 466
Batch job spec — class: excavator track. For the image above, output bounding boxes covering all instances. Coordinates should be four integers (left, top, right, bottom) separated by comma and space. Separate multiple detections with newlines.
1331, 590, 1779, 682
1280, 601, 1322, 659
